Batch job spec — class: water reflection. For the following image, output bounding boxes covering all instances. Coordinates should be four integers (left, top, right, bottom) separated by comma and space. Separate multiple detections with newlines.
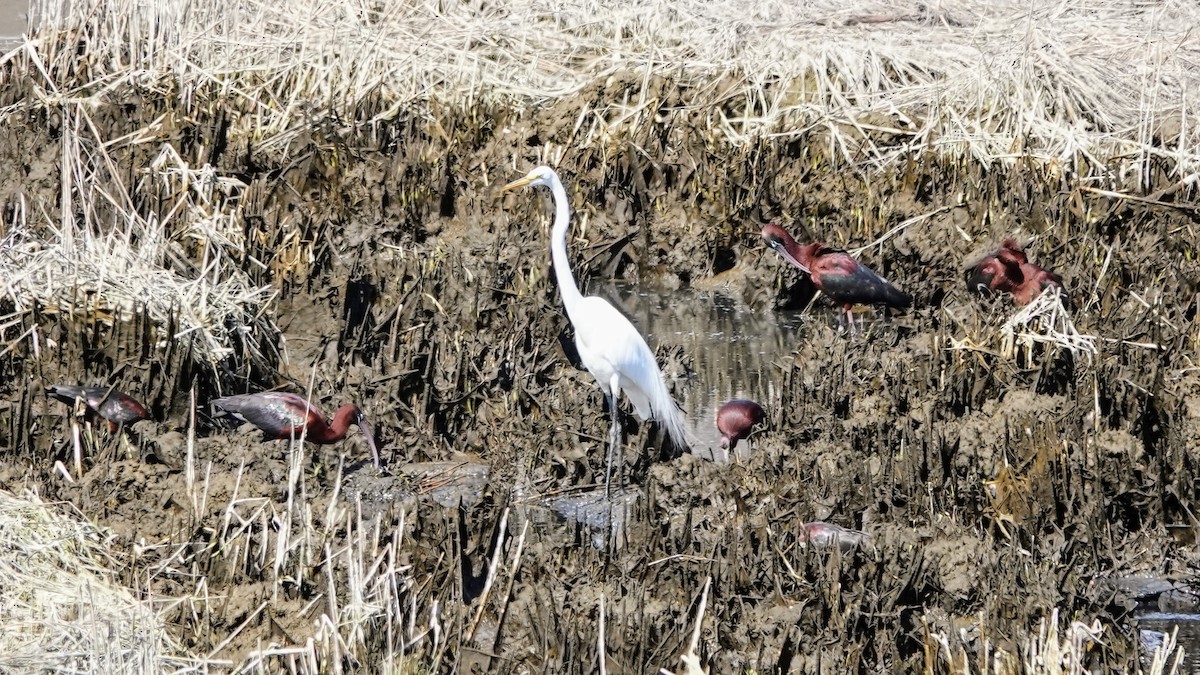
525, 282, 809, 547
541, 486, 641, 550
1137, 613, 1199, 671
594, 281, 809, 462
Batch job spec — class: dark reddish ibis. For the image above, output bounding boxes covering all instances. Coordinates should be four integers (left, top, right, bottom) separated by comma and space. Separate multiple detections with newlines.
47, 384, 150, 431
212, 392, 380, 469
762, 223, 911, 329
967, 240, 1024, 296
967, 239, 1063, 306
800, 521, 873, 551
716, 399, 765, 451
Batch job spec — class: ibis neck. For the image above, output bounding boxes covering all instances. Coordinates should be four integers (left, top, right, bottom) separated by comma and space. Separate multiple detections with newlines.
792, 242, 815, 268
313, 405, 356, 442
548, 177, 584, 315
326, 401, 357, 439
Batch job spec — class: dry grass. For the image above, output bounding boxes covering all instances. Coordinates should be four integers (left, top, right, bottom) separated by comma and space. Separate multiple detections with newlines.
1000, 286, 1098, 367
0, 1, 1195, 673
152, 428, 437, 673
0, 489, 183, 673
927, 609, 1182, 675
0, 97, 275, 367
2, 0, 1194, 369
14, 0, 1200, 182
0, 442, 437, 673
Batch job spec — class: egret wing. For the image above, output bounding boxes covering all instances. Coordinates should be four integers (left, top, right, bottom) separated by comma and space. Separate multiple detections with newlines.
571, 296, 689, 448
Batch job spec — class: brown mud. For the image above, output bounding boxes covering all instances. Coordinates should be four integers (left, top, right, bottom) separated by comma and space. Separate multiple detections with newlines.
3, 57, 1200, 672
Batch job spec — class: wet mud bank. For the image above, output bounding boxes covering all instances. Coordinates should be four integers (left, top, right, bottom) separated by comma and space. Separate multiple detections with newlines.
2, 60, 1199, 671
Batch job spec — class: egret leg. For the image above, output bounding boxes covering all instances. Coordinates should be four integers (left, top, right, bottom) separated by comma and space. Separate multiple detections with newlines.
604, 391, 620, 500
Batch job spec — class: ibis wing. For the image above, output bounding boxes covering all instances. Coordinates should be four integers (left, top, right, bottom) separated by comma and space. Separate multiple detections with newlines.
213, 393, 314, 436
820, 264, 912, 308
47, 385, 88, 406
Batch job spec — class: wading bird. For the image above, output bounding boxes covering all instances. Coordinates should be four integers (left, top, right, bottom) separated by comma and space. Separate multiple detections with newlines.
47, 384, 150, 431
502, 166, 688, 496
716, 399, 765, 451
762, 223, 911, 330
967, 239, 1063, 306
212, 392, 380, 469
967, 242, 1023, 296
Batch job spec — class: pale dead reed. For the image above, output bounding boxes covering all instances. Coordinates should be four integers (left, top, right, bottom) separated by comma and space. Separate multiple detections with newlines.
0, 98, 275, 365
0, 489, 184, 673
1000, 285, 1098, 367
927, 608, 1181, 675
17, 0, 1200, 182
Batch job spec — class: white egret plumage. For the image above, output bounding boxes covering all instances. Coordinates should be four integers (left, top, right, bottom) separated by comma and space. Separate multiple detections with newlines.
502, 166, 689, 494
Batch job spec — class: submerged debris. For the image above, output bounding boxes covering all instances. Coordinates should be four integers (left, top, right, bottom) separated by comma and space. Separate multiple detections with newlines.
541, 486, 641, 549
799, 521, 874, 551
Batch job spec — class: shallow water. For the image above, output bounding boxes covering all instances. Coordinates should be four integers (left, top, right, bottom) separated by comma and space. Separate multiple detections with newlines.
0, 0, 28, 48
564, 282, 1200, 665
1137, 613, 1200, 672
523, 281, 810, 545
597, 280, 810, 462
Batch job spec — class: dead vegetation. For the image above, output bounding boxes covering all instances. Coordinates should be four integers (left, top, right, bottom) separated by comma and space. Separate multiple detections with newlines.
0, 0, 1199, 672
0, 489, 182, 673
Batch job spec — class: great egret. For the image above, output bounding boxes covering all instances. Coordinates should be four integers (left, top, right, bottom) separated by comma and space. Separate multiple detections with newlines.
212, 391, 381, 469
502, 166, 689, 494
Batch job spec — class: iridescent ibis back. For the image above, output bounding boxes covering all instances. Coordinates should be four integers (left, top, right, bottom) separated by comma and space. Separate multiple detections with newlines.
762, 223, 911, 316
967, 239, 1063, 306
47, 384, 150, 428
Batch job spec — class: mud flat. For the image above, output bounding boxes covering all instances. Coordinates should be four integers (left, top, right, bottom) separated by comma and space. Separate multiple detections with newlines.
1, 0, 1199, 672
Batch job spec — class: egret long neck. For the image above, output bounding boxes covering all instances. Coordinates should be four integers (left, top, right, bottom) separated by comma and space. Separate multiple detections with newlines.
548, 177, 585, 314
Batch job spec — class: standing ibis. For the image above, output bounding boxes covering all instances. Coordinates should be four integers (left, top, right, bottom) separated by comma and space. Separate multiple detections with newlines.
716, 399, 765, 451
47, 384, 150, 431
762, 223, 911, 329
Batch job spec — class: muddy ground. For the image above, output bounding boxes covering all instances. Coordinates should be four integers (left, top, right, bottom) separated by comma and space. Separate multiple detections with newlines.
2, 67, 1200, 672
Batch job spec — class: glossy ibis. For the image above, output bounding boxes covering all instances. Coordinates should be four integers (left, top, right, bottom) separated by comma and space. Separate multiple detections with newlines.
212, 391, 380, 469
47, 384, 149, 431
716, 399, 765, 451
762, 223, 911, 329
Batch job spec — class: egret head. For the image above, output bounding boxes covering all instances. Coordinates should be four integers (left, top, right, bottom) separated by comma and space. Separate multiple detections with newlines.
501, 165, 557, 192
